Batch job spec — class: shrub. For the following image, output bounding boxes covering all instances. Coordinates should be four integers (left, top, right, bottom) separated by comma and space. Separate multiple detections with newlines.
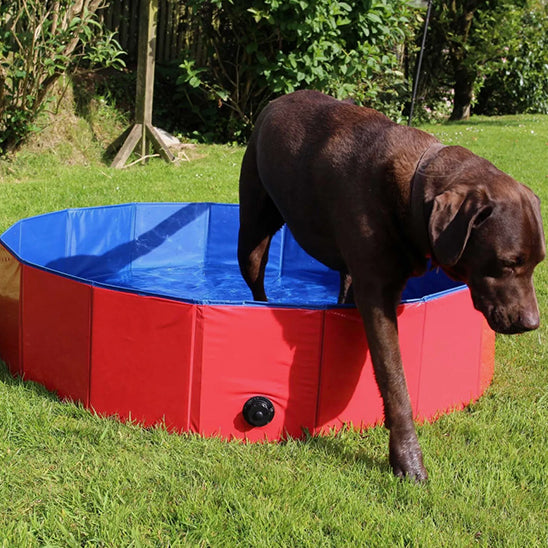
475, 3, 548, 115
0, 0, 125, 155
176, 0, 412, 142
414, 0, 548, 121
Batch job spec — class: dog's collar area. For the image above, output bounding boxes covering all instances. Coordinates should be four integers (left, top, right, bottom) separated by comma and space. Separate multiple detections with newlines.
413, 142, 447, 177
410, 142, 447, 261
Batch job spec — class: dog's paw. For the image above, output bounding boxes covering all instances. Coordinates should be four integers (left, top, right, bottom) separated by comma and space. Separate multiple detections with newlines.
390, 457, 428, 483
389, 432, 428, 483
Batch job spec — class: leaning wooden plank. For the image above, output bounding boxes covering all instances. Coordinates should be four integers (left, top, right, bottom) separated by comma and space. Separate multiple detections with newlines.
111, 124, 143, 169
146, 124, 176, 163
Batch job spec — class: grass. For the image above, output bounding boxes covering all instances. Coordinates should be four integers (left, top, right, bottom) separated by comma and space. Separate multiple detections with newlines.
0, 145, 242, 231
1, 113, 548, 546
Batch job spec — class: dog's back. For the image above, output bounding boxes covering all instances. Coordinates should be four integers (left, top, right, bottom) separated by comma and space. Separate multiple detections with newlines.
245, 91, 398, 270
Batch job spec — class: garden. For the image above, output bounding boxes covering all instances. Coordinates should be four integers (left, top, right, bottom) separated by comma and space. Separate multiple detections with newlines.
1, 1, 547, 546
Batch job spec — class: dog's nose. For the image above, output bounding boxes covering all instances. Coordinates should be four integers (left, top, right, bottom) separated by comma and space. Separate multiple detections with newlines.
493, 308, 540, 334
518, 310, 540, 332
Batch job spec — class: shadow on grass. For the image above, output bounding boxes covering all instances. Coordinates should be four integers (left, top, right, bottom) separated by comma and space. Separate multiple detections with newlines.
1, 358, 391, 473
297, 429, 390, 476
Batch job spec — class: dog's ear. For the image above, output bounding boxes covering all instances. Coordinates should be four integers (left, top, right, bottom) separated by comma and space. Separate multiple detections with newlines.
428, 189, 493, 266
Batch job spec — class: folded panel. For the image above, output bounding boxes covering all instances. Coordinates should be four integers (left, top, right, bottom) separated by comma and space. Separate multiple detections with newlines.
397, 302, 427, 417
18, 211, 68, 268
132, 202, 210, 270
316, 308, 382, 432
90, 288, 195, 431
22, 266, 92, 404
418, 289, 484, 419
402, 269, 463, 302
206, 203, 239, 267
316, 302, 426, 433
0, 222, 22, 255
191, 305, 323, 441
0, 245, 22, 375
61, 204, 136, 279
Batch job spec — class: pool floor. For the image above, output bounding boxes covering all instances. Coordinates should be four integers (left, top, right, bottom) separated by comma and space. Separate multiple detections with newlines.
92, 264, 340, 305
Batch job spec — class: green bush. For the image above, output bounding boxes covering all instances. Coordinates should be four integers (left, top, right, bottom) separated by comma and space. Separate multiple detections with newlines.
176, 0, 412, 142
413, 0, 548, 121
475, 3, 548, 115
0, 0, 125, 155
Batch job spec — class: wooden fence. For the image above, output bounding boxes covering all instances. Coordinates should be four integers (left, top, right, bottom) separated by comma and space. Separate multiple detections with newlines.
100, 0, 204, 65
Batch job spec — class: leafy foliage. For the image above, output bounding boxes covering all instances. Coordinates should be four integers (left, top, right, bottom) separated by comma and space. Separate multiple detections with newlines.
0, 0, 125, 154
475, 2, 548, 115
176, 0, 412, 142
417, 0, 547, 121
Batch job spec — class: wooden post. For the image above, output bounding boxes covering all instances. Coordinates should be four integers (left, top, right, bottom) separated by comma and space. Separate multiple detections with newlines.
111, 0, 175, 168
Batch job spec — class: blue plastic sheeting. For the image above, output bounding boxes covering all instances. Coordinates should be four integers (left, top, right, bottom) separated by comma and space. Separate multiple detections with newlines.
0, 202, 465, 307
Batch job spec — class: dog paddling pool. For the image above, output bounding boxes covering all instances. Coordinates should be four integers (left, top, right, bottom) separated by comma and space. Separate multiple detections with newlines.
0, 202, 495, 440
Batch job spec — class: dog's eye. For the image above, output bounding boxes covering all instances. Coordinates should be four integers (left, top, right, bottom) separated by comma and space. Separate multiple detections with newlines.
514, 256, 526, 267
501, 256, 525, 269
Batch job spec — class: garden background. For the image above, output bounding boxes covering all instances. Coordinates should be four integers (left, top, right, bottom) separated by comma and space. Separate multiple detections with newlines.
0, 1, 547, 546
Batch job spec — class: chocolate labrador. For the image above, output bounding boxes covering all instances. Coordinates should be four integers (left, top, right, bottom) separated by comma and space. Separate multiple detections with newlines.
237, 90, 545, 481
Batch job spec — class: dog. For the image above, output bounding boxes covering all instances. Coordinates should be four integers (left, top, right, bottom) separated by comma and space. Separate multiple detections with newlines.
237, 90, 545, 481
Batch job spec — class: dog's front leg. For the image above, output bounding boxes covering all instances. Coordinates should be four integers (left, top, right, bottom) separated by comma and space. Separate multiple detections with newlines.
354, 284, 428, 482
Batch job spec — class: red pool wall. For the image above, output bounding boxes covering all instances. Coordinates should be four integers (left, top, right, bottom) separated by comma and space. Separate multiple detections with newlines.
0, 247, 495, 441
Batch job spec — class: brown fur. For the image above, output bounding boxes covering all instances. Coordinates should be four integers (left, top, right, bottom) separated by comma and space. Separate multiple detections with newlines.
237, 90, 545, 481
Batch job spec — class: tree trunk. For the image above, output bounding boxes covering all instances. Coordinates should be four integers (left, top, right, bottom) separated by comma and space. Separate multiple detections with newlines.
449, 67, 476, 121
447, 2, 477, 121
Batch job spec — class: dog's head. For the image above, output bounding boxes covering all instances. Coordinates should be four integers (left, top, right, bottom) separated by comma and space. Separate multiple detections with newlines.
427, 161, 545, 335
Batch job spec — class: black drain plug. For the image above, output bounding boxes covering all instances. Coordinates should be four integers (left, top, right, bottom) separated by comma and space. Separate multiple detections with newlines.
242, 396, 275, 427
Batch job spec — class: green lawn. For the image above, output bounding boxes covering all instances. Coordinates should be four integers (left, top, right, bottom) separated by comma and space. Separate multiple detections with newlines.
0, 115, 547, 547
0, 144, 242, 231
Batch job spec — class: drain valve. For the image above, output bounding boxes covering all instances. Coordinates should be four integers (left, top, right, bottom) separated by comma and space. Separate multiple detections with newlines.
242, 396, 275, 427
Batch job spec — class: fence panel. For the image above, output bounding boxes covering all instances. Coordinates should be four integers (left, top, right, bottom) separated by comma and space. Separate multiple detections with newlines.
100, 0, 203, 65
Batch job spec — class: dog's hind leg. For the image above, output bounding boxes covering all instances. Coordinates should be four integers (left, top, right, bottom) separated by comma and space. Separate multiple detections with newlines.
238, 144, 283, 302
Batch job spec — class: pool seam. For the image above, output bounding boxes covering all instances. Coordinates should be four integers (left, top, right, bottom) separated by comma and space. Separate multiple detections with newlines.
87, 286, 95, 409
313, 310, 328, 435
